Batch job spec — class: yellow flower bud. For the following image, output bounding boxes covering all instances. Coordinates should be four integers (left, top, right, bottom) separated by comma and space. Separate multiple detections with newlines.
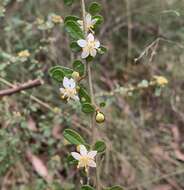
60, 95, 67, 101
72, 71, 80, 81
76, 145, 81, 152
95, 111, 105, 123
53, 107, 60, 114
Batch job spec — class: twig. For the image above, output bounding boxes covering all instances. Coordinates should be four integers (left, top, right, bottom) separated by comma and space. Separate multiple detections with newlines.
126, 0, 132, 60
80, 1, 100, 189
0, 78, 43, 97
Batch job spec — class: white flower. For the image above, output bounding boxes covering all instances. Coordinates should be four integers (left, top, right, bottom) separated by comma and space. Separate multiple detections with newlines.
77, 33, 100, 59
60, 77, 79, 101
71, 145, 97, 172
77, 13, 97, 33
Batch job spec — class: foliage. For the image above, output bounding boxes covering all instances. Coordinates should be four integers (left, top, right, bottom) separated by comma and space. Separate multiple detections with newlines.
0, 0, 184, 189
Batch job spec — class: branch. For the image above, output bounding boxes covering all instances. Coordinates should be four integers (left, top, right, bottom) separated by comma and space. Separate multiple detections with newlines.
0, 79, 43, 97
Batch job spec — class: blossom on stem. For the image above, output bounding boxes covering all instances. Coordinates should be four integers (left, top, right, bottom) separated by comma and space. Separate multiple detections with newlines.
153, 76, 168, 87
60, 77, 79, 101
77, 33, 100, 59
71, 145, 97, 172
17, 50, 30, 58
77, 13, 97, 33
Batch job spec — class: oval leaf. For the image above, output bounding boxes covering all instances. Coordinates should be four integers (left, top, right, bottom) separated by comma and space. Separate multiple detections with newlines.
94, 141, 106, 153
79, 86, 91, 103
82, 103, 95, 114
73, 60, 85, 76
49, 66, 73, 82
63, 0, 74, 6
93, 15, 104, 26
89, 2, 102, 15
67, 155, 78, 165
70, 41, 81, 52
65, 15, 79, 23
65, 21, 84, 40
98, 46, 107, 55
63, 129, 86, 145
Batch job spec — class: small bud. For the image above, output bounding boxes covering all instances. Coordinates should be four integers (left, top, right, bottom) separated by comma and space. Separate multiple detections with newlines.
76, 145, 81, 152
76, 86, 80, 91
72, 71, 80, 81
95, 111, 105, 123
53, 107, 60, 113
60, 95, 67, 101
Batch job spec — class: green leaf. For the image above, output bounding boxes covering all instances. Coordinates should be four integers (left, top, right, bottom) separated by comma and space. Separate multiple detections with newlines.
67, 155, 78, 165
82, 103, 95, 114
108, 186, 124, 190
49, 66, 73, 82
93, 141, 106, 153
65, 15, 79, 23
89, 2, 102, 15
79, 86, 91, 103
63, 0, 74, 6
93, 15, 104, 26
65, 21, 84, 40
80, 185, 95, 190
73, 60, 85, 76
49, 68, 64, 82
98, 46, 107, 54
70, 42, 81, 52
63, 129, 86, 145
86, 55, 94, 62
99, 102, 106, 107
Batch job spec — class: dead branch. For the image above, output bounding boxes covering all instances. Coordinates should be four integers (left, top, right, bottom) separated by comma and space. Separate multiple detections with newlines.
0, 79, 43, 97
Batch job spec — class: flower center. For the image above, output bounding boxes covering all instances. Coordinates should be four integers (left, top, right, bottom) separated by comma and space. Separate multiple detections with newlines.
86, 41, 95, 51
79, 156, 91, 167
62, 88, 77, 100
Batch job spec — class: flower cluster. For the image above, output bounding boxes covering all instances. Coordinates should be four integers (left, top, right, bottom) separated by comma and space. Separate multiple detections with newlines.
77, 13, 100, 59
49, 1, 107, 184
59, 13, 101, 102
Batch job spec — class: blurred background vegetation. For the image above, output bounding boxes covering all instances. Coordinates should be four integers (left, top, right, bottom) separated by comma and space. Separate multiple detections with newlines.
0, 0, 184, 189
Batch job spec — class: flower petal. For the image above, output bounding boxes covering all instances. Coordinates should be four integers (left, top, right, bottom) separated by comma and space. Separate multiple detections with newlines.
77, 39, 87, 48
91, 19, 97, 25
68, 78, 76, 88
81, 49, 89, 59
87, 33, 94, 42
86, 13, 92, 23
63, 77, 70, 88
71, 152, 81, 160
88, 159, 96, 168
95, 40, 100, 48
90, 49, 97, 57
59, 87, 65, 93
73, 95, 79, 101
87, 151, 97, 159
79, 145, 87, 156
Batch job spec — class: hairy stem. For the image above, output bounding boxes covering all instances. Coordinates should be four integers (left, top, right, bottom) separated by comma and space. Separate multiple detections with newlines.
80, 0, 100, 189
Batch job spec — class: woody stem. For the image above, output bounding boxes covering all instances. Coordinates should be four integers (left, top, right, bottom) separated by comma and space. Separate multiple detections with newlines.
80, 0, 100, 189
